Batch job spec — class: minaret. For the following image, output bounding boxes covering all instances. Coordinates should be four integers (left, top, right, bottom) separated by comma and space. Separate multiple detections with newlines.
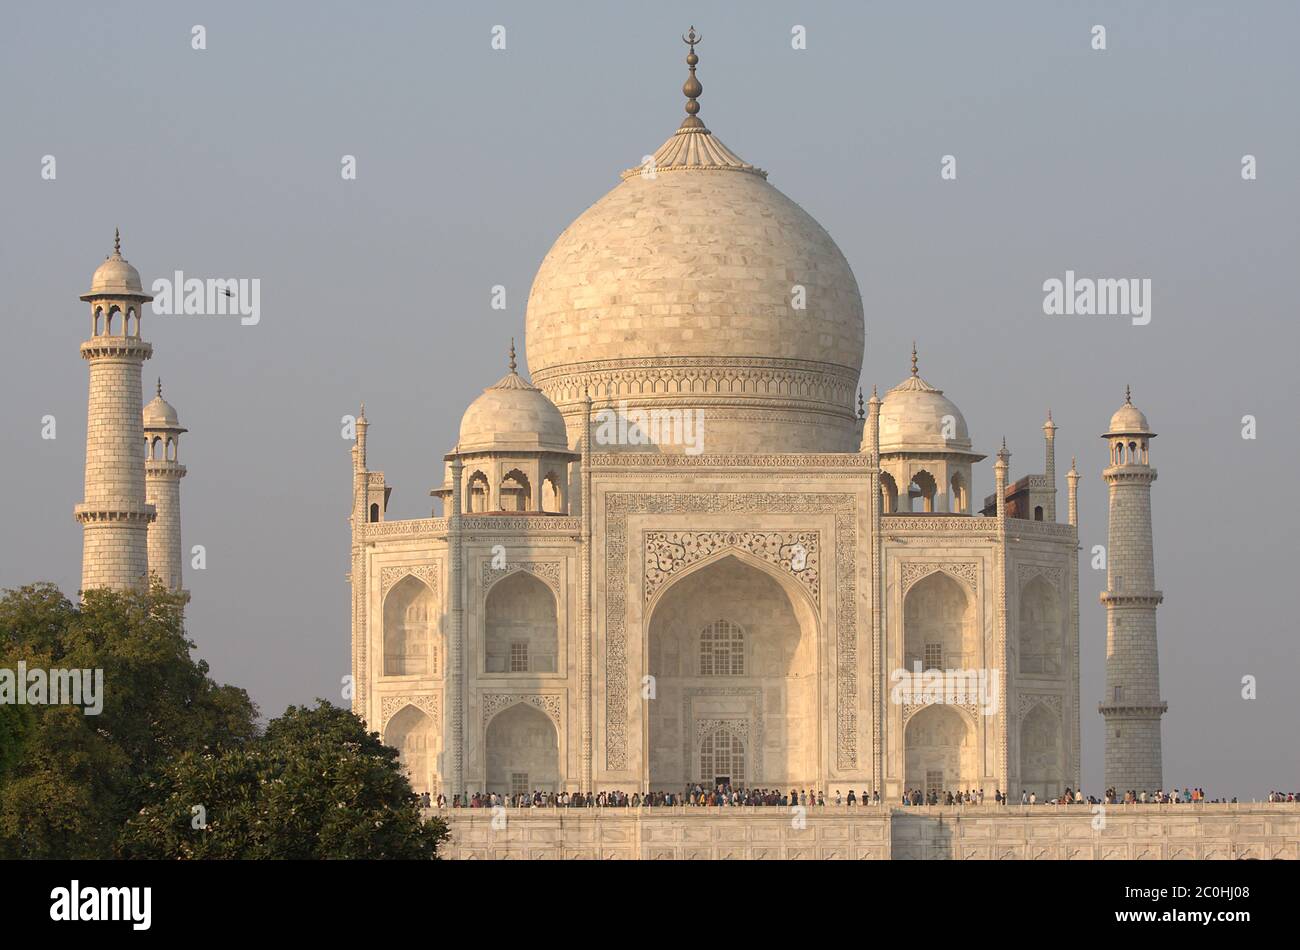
143, 379, 187, 592
1042, 410, 1058, 522
1099, 387, 1166, 792
75, 231, 156, 592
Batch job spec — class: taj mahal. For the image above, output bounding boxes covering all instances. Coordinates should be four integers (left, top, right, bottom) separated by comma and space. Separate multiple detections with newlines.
341, 32, 1168, 808
68, 34, 1179, 846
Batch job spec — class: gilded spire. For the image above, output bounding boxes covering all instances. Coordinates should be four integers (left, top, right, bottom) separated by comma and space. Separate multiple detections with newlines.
910, 341, 919, 378
156, 377, 162, 398
509, 337, 517, 374
681, 26, 704, 129
113, 227, 121, 256
1125, 384, 1132, 405
857, 388, 865, 420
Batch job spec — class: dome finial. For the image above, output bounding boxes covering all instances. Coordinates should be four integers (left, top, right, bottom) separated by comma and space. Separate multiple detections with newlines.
1125, 384, 1132, 405
509, 337, 517, 374
910, 341, 919, 377
857, 388, 865, 420
113, 227, 121, 257
680, 26, 704, 128
156, 377, 162, 398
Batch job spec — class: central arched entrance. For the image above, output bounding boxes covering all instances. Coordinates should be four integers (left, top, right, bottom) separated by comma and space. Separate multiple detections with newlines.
644, 553, 818, 790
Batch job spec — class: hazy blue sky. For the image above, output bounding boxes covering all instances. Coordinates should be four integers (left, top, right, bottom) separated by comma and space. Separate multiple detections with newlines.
2, 1, 1296, 797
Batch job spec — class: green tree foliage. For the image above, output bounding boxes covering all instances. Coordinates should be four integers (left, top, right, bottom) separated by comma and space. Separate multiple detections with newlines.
121, 700, 449, 859
0, 582, 448, 859
0, 582, 257, 858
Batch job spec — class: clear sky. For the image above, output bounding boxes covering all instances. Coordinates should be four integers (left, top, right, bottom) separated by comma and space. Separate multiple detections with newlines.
2, 0, 1296, 797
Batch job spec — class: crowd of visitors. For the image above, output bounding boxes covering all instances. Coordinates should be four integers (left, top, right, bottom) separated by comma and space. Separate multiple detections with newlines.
420, 784, 1297, 809
433, 784, 884, 809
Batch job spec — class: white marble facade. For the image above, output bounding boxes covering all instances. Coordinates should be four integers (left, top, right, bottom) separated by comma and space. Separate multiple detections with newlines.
347, 44, 1131, 806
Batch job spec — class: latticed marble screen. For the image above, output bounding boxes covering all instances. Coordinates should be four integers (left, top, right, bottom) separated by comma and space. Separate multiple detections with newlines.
699, 619, 745, 676
510, 772, 529, 797
700, 728, 746, 784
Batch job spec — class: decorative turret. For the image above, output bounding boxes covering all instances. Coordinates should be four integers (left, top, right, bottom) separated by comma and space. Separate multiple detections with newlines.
994, 438, 1010, 521
143, 379, 187, 592
875, 344, 983, 513
435, 341, 578, 515
75, 231, 156, 592
1042, 410, 1058, 521
1099, 387, 1166, 792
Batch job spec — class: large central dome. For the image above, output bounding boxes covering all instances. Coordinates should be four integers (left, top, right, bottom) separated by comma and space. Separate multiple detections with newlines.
525, 36, 864, 454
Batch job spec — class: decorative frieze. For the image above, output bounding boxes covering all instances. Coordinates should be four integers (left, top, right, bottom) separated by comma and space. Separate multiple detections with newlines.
380, 692, 441, 730
481, 559, 563, 597
1017, 692, 1063, 725
1016, 563, 1063, 591
481, 692, 564, 728
900, 561, 979, 595
380, 563, 439, 599
901, 700, 984, 724
644, 531, 819, 602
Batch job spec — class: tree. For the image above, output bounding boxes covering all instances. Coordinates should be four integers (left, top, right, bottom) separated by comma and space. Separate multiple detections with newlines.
121, 700, 449, 859
0, 582, 258, 858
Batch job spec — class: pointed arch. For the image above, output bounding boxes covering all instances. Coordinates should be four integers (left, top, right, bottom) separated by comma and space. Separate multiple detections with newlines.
484, 571, 557, 673
485, 701, 559, 796
1019, 703, 1063, 801
384, 704, 437, 795
645, 552, 819, 788
904, 704, 978, 796
1019, 574, 1062, 675
904, 570, 975, 671
383, 574, 440, 676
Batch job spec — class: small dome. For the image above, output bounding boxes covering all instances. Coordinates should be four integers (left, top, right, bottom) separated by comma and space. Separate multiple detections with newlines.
457, 350, 570, 454
81, 231, 149, 299
878, 350, 971, 454
1107, 389, 1150, 434
143, 380, 184, 430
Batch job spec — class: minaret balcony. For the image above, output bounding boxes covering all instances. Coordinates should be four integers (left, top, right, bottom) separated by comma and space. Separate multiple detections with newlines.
80, 337, 153, 361
74, 502, 156, 524
1099, 590, 1163, 607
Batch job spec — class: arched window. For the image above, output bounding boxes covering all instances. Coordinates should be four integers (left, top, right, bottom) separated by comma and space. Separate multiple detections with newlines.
385, 705, 437, 795
909, 470, 938, 512
94, 307, 103, 336
467, 471, 489, 513
699, 619, 745, 676
904, 571, 975, 671
106, 307, 118, 335
879, 472, 899, 513
369, 502, 380, 523
542, 472, 562, 513
699, 727, 746, 784
1033, 505, 1044, 521
1018, 576, 1061, 675
950, 472, 968, 513
485, 572, 558, 673
383, 576, 439, 676
500, 469, 531, 512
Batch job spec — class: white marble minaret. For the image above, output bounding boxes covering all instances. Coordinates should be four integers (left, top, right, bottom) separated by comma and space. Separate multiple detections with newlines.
1099, 387, 1166, 792
75, 231, 156, 592
144, 379, 187, 592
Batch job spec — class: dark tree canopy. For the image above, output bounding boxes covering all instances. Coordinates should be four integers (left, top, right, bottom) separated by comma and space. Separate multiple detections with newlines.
0, 582, 446, 859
